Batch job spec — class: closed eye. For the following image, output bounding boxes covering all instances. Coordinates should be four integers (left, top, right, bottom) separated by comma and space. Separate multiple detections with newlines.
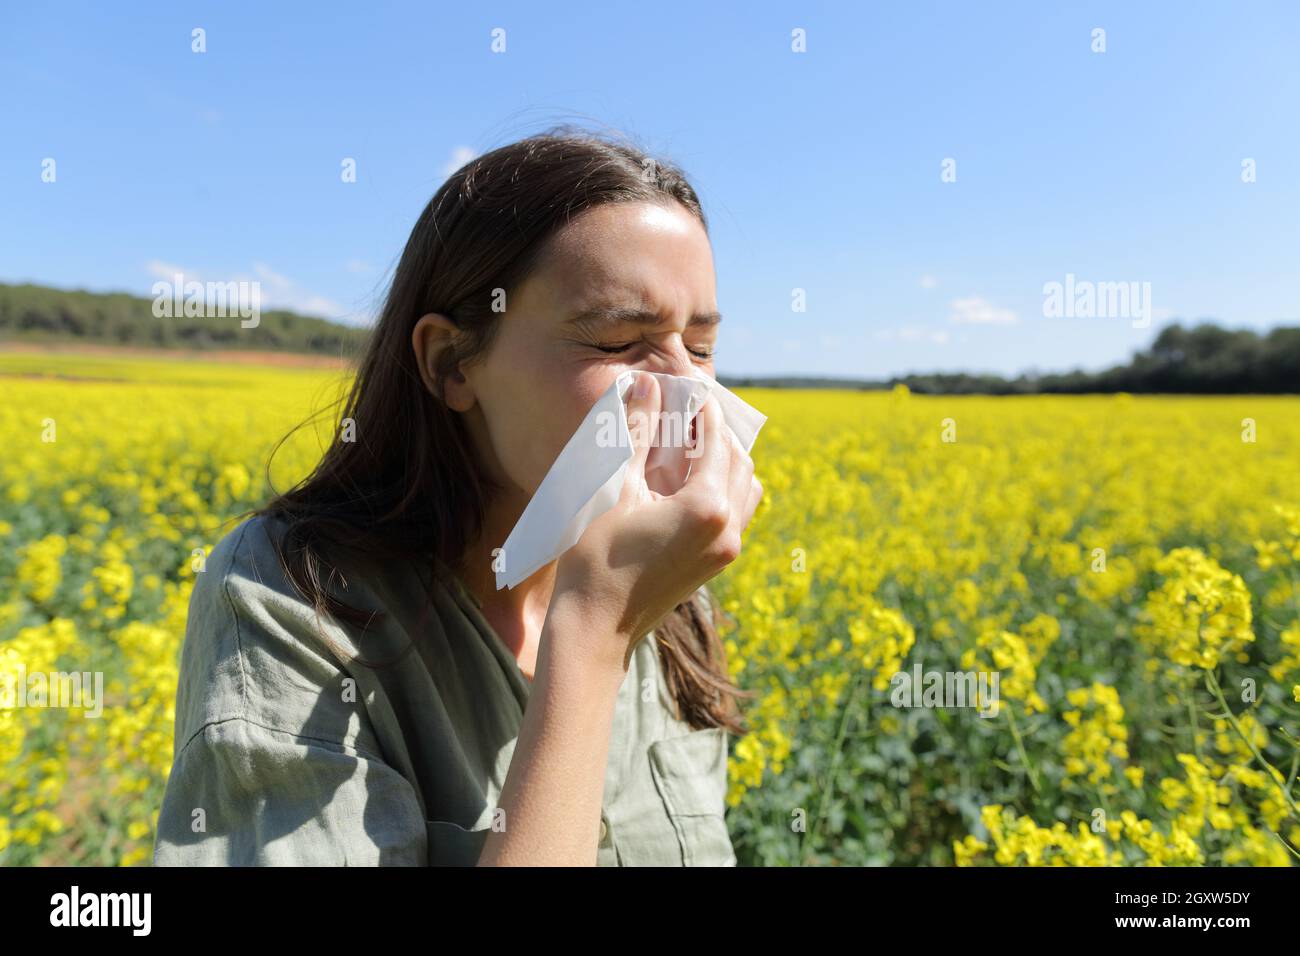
591, 342, 714, 359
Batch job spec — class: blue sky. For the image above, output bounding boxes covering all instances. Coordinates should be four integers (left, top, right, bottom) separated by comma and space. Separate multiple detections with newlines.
3, 1, 1298, 378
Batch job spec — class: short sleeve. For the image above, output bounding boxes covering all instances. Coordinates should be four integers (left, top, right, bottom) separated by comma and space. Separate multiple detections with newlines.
152, 715, 427, 865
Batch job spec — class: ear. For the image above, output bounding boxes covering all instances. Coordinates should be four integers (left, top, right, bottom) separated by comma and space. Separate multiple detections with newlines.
412, 312, 476, 412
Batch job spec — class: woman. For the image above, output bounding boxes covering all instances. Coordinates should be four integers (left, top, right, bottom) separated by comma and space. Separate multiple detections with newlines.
151, 127, 763, 866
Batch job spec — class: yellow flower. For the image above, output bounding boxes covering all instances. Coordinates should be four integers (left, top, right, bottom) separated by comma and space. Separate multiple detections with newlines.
1136, 548, 1254, 671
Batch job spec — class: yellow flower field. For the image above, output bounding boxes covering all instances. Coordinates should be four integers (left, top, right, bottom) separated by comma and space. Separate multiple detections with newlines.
1, 352, 1298, 866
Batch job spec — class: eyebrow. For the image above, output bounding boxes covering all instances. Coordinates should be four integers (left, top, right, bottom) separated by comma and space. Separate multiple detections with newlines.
566, 305, 722, 329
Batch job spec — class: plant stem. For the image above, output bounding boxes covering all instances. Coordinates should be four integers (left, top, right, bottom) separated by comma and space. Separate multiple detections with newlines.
1005, 700, 1042, 795
1186, 674, 1203, 761
1205, 670, 1300, 822
801, 669, 864, 865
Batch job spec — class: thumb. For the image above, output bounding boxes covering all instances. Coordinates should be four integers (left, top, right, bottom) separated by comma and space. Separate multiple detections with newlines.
623, 371, 662, 479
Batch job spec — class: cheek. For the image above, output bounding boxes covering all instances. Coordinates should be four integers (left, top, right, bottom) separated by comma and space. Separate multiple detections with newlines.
525, 369, 621, 480
570, 367, 620, 420
535, 370, 630, 490
476, 359, 619, 496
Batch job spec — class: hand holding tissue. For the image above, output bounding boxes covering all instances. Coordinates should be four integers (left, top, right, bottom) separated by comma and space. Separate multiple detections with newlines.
495, 367, 766, 590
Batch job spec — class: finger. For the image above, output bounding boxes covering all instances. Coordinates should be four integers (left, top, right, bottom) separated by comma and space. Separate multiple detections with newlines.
623, 371, 662, 479
679, 391, 732, 496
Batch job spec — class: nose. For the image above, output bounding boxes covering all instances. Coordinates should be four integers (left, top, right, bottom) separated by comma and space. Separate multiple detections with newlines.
633, 338, 694, 378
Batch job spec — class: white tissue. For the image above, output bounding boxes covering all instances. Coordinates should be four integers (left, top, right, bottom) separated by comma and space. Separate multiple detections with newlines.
495, 366, 766, 590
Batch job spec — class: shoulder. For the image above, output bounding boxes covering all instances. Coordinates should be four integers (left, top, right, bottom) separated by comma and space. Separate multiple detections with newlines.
192, 511, 387, 639
189, 512, 291, 621
173, 513, 384, 761
185, 513, 322, 679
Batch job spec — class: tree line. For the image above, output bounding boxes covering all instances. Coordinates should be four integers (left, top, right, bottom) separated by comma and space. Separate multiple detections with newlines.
721, 323, 1300, 394
0, 282, 368, 356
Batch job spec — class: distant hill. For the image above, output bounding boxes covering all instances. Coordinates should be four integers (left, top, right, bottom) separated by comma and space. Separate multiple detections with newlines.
0, 282, 369, 356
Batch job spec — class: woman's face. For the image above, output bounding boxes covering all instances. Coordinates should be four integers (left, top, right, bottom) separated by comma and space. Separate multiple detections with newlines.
449, 200, 722, 507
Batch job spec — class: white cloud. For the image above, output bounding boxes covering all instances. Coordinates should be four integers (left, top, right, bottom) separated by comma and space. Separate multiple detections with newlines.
252, 262, 345, 317
444, 145, 478, 177
898, 326, 950, 345
146, 260, 191, 281
252, 262, 292, 290
919, 274, 939, 289
948, 295, 1018, 325
876, 325, 949, 345
346, 259, 376, 274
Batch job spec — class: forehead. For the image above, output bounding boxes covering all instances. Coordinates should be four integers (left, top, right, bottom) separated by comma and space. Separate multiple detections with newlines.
526, 201, 716, 314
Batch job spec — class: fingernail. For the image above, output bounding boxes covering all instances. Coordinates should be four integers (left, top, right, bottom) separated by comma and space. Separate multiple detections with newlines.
632, 371, 651, 399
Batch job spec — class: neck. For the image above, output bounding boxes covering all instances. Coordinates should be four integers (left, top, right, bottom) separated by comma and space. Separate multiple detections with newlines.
456, 490, 555, 672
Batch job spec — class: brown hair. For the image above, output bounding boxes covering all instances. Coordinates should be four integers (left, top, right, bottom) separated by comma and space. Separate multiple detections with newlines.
258, 125, 754, 734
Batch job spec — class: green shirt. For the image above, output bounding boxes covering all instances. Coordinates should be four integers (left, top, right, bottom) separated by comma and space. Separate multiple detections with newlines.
151, 513, 737, 866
